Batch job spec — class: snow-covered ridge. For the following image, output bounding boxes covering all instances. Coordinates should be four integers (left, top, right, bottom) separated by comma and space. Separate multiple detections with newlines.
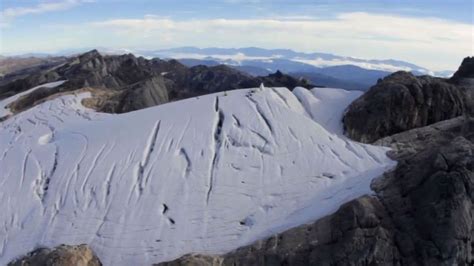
0, 84, 395, 265
0, 80, 66, 118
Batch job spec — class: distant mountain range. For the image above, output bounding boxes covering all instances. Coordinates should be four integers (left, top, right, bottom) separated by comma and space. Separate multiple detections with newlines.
147, 47, 428, 72
3, 47, 454, 91
131, 47, 454, 91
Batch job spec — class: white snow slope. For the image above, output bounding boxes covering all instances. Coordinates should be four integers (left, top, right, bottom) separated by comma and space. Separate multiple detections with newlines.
0, 84, 396, 265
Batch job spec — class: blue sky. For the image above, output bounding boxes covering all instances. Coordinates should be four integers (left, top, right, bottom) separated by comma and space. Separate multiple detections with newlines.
0, 0, 472, 70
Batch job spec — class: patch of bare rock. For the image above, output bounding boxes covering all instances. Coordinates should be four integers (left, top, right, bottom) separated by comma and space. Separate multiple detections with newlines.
8, 244, 101, 266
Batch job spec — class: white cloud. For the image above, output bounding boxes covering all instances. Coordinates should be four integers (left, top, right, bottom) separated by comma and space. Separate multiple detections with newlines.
1, 0, 93, 27
87, 12, 472, 70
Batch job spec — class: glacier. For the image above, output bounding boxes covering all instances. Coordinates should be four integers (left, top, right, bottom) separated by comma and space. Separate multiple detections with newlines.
0, 84, 395, 265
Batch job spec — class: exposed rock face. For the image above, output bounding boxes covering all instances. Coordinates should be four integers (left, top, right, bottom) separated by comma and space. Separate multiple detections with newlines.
372, 117, 474, 265
343, 70, 473, 143
158, 116, 474, 266
117, 76, 170, 113
373, 141, 473, 265
0, 50, 313, 114
8, 244, 102, 266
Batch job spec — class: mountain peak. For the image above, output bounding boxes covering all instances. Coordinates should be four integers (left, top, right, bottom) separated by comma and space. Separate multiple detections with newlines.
273, 70, 284, 78
375, 71, 417, 86
451, 56, 474, 85
78, 49, 102, 61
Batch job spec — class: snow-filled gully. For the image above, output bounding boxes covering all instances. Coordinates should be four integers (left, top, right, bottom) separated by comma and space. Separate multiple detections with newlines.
0, 84, 396, 265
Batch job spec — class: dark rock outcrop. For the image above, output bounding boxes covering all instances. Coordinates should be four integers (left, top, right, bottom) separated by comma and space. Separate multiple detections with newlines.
373, 141, 473, 265
451, 57, 474, 86
0, 50, 313, 115
255, 70, 311, 89
8, 244, 102, 266
158, 116, 474, 266
343, 69, 473, 143
117, 76, 170, 113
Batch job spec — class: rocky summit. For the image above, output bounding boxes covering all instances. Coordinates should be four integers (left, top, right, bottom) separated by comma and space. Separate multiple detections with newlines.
451, 57, 474, 86
343, 59, 474, 143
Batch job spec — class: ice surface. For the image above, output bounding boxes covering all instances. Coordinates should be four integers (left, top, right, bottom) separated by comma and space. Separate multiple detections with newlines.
293, 86, 363, 135
0, 86, 395, 265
